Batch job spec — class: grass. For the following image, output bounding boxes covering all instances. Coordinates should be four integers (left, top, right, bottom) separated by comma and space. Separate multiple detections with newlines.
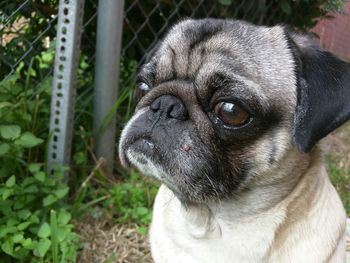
75, 170, 158, 263
327, 155, 350, 216
325, 122, 350, 216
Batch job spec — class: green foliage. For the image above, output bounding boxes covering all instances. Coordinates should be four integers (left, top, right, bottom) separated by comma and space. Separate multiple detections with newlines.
0, 48, 79, 262
0, 36, 143, 261
95, 59, 138, 137
107, 171, 159, 225
214, 0, 346, 30
0, 52, 53, 177
327, 155, 350, 216
0, 0, 58, 77
323, 0, 346, 11
0, 164, 79, 262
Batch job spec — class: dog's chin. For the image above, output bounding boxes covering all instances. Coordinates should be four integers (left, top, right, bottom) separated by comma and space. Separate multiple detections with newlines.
123, 138, 172, 182
122, 138, 206, 203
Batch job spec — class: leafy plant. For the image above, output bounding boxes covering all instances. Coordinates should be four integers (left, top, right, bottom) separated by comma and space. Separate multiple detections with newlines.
215, 0, 346, 30
106, 171, 159, 226
0, 166, 79, 262
0, 46, 80, 262
327, 155, 350, 216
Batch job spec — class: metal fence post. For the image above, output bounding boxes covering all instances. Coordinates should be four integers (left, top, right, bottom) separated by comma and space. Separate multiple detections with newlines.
93, 0, 125, 176
48, 0, 85, 175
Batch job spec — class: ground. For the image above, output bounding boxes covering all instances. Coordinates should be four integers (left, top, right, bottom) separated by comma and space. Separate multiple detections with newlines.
77, 123, 350, 263
76, 215, 152, 263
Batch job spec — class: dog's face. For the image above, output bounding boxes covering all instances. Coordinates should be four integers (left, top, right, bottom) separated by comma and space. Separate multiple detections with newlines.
119, 19, 350, 203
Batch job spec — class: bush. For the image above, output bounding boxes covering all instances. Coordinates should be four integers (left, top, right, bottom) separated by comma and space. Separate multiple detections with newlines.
0, 37, 143, 260
0, 47, 80, 262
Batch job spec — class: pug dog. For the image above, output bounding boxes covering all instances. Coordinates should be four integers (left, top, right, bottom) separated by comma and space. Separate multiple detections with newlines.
118, 18, 349, 262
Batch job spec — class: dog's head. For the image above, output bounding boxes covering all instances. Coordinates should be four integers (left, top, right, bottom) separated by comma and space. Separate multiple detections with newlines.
118, 19, 350, 203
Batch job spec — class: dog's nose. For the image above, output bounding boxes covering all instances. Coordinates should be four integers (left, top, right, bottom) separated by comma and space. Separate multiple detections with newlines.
150, 95, 188, 120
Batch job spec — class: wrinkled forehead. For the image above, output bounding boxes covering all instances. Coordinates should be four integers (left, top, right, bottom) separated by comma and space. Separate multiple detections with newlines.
138, 19, 296, 106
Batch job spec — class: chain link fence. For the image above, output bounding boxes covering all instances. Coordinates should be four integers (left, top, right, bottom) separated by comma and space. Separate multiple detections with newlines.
0, 1, 56, 79
1, 0, 323, 81
0, 1, 96, 79
119, 0, 298, 77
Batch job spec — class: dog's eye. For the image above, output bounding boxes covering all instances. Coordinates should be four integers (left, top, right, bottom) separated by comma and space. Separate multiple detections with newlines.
214, 101, 250, 127
135, 82, 151, 102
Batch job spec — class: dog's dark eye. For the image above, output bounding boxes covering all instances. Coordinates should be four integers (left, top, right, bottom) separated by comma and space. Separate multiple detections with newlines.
214, 101, 250, 127
135, 82, 151, 102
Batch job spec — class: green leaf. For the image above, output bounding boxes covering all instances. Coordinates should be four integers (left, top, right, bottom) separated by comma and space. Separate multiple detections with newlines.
135, 206, 149, 216
29, 214, 40, 224
1, 239, 14, 256
24, 185, 38, 194
56, 225, 70, 242
11, 247, 28, 260
29, 163, 41, 173
0, 143, 10, 156
58, 210, 71, 225
37, 238, 51, 257
13, 200, 25, 210
41, 52, 53, 62
280, 0, 292, 15
137, 226, 148, 236
17, 209, 31, 220
34, 171, 46, 182
38, 222, 51, 238
54, 187, 69, 199
8, 218, 19, 226
79, 59, 89, 70
22, 238, 32, 248
15, 132, 44, 148
27, 67, 36, 77
12, 233, 24, 243
74, 151, 87, 165
17, 221, 31, 231
15, 62, 25, 74
6, 175, 16, 187
2, 188, 13, 200
218, 0, 232, 5
22, 177, 36, 187
0, 125, 21, 140
43, 194, 58, 206
0, 226, 17, 238
0, 102, 12, 110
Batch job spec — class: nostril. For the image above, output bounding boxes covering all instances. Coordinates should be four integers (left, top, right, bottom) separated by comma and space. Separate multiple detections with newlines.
168, 103, 188, 120
166, 104, 175, 118
150, 99, 160, 112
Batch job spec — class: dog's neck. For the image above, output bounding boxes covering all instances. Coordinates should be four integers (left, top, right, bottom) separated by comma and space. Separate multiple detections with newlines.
173, 147, 323, 238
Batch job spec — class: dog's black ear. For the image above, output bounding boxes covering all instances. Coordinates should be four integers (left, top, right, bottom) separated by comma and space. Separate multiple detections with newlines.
286, 32, 350, 152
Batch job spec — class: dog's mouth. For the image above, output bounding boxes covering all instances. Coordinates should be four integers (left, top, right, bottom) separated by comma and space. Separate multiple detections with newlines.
121, 136, 180, 189
119, 122, 229, 203
120, 135, 161, 167
130, 137, 155, 156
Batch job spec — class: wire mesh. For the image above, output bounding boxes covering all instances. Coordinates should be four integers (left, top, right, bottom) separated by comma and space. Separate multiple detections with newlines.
1, 0, 285, 83
0, 1, 97, 80
119, 0, 289, 65
0, 1, 56, 79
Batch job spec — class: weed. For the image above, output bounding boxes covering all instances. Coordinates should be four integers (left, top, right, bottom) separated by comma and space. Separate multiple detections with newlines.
327, 155, 350, 216
0, 46, 79, 262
